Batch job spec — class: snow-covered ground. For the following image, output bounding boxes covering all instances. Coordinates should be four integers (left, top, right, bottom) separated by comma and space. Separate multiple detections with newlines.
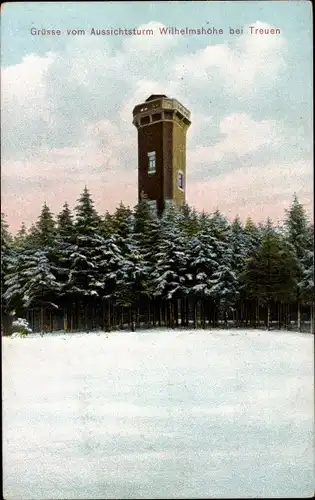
2, 329, 314, 499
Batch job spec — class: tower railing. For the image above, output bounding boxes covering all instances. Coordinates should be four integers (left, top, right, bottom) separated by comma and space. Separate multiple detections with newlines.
133, 97, 191, 122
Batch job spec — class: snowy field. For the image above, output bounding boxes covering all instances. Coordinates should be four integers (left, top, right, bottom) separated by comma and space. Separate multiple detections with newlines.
2, 329, 314, 499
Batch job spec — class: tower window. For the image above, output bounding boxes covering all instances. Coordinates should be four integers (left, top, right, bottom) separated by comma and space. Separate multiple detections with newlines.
148, 151, 156, 175
178, 171, 184, 190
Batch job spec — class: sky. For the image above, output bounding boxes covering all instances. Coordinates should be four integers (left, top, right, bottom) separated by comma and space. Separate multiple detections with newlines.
1, 1, 313, 233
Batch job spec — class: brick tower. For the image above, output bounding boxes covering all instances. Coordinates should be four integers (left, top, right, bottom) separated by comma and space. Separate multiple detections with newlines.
132, 94, 191, 214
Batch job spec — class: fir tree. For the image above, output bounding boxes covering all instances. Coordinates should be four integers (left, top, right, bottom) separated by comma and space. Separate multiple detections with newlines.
153, 208, 188, 301
244, 216, 261, 255
284, 195, 311, 328
4, 249, 61, 313
284, 194, 309, 261
75, 186, 101, 236
112, 202, 133, 240
35, 202, 56, 247
133, 198, 162, 292
100, 211, 115, 238
230, 216, 247, 275
241, 225, 299, 328
1, 214, 13, 326
115, 231, 148, 308
14, 222, 28, 249
178, 203, 200, 239
57, 202, 74, 239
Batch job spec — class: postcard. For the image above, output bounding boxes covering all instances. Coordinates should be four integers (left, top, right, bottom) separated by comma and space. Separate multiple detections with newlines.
2, 2, 313, 499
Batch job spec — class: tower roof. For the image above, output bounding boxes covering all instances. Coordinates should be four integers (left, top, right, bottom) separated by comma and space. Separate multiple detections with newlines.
145, 94, 168, 102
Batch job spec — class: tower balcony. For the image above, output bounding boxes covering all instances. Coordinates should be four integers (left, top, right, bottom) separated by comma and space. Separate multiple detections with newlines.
132, 95, 191, 128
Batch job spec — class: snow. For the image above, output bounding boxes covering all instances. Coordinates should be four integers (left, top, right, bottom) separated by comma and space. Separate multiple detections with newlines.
2, 329, 314, 499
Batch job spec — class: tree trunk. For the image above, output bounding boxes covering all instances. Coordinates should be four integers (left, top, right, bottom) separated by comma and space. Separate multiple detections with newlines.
107, 300, 111, 332
186, 297, 189, 327
64, 308, 67, 332
148, 301, 151, 327
40, 306, 44, 333
297, 301, 301, 331
193, 301, 197, 329
310, 303, 314, 335
137, 307, 140, 327
278, 303, 281, 330
131, 308, 135, 332
175, 300, 179, 328
203, 301, 206, 329
102, 303, 106, 331
152, 300, 156, 327
267, 302, 271, 330
170, 302, 175, 329
85, 303, 88, 331
180, 299, 184, 327
255, 301, 259, 329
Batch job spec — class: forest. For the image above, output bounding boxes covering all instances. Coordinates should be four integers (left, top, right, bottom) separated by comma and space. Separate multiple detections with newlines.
1, 188, 314, 335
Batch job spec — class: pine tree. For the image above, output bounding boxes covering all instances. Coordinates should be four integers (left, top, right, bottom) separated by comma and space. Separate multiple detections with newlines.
208, 248, 239, 324
112, 203, 133, 240
4, 248, 62, 330
244, 216, 261, 255
284, 194, 309, 260
115, 232, 147, 308
186, 214, 226, 327
230, 216, 247, 275
100, 211, 115, 238
153, 208, 188, 302
209, 209, 231, 242
178, 203, 200, 239
25, 224, 40, 248
90, 234, 124, 301
284, 195, 311, 329
298, 223, 314, 333
133, 198, 162, 291
57, 202, 74, 239
35, 202, 56, 247
241, 223, 299, 329
14, 222, 28, 249
1, 214, 13, 332
75, 186, 101, 236
53, 203, 76, 326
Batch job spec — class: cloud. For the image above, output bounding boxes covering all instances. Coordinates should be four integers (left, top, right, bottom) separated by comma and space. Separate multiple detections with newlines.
189, 113, 281, 167
188, 160, 313, 223
173, 21, 287, 97
1, 53, 56, 156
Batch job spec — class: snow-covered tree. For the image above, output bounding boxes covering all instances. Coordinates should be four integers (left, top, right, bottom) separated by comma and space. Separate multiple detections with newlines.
178, 203, 200, 239
244, 216, 261, 256
241, 227, 299, 329
34, 202, 56, 247
153, 208, 188, 302
284, 194, 310, 261
115, 231, 149, 309
4, 249, 62, 323
284, 195, 312, 328
57, 202, 74, 239
75, 186, 101, 236
133, 198, 162, 292
230, 216, 247, 276
112, 203, 133, 240
14, 222, 28, 249
1, 214, 13, 332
